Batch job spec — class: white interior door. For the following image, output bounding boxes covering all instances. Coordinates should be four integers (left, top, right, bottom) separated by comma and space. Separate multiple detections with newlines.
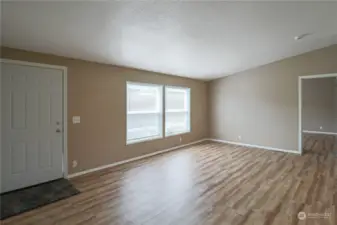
1, 62, 64, 193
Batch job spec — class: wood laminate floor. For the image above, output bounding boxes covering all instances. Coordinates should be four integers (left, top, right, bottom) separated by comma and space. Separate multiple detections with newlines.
2, 135, 337, 225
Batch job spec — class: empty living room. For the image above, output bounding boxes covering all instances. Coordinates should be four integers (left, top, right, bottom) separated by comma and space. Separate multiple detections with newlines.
1, 1, 337, 225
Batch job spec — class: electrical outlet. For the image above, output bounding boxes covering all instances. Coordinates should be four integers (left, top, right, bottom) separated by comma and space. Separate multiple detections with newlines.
320, 126, 323, 130
72, 160, 78, 168
238, 136, 242, 140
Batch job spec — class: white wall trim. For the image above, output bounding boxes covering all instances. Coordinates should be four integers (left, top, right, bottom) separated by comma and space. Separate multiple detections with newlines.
0, 58, 69, 177
68, 138, 208, 178
208, 139, 300, 155
0, 59, 67, 71
299, 73, 337, 79
298, 73, 337, 155
302, 130, 337, 136
298, 76, 303, 155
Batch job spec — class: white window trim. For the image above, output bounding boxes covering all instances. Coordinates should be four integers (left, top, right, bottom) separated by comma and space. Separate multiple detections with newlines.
165, 130, 191, 137
127, 111, 160, 115
165, 86, 191, 137
126, 134, 163, 145
126, 82, 163, 145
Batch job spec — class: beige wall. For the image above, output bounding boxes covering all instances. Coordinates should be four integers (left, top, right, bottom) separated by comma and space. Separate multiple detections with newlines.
334, 79, 337, 132
209, 44, 337, 151
1, 47, 208, 174
2, 44, 337, 173
302, 78, 336, 133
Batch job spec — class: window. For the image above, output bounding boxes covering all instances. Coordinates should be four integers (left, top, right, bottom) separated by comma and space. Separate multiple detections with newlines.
127, 82, 163, 144
165, 86, 191, 136
126, 82, 191, 144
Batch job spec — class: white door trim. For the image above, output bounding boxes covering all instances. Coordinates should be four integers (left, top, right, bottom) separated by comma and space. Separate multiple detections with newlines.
0, 58, 68, 178
298, 73, 337, 155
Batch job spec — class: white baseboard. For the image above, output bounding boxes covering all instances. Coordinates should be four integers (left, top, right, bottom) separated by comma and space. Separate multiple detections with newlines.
68, 137, 302, 178
208, 139, 300, 155
67, 138, 208, 178
303, 130, 337, 136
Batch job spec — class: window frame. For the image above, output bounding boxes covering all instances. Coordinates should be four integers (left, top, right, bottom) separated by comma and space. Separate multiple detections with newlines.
164, 85, 191, 137
126, 82, 164, 145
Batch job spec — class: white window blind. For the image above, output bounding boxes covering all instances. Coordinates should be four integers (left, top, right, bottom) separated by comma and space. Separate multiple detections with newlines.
165, 87, 191, 136
127, 82, 163, 144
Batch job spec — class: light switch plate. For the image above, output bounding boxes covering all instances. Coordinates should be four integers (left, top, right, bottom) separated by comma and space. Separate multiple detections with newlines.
72, 116, 80, 124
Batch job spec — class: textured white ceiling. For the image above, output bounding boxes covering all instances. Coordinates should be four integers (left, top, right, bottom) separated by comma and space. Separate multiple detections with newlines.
2, 1, 337, 80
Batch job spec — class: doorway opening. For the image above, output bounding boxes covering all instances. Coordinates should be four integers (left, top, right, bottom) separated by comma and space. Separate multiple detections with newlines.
298, 73, 337, 155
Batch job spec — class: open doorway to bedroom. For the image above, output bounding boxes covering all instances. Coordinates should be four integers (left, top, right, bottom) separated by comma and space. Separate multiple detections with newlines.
299, 74, 337, 155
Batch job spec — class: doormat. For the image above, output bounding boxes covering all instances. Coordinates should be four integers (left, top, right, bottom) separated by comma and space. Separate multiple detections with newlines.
0, 178, 80, 220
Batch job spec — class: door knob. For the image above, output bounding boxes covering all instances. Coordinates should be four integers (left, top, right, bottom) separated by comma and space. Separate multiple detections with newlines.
56, 128, 61, 133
